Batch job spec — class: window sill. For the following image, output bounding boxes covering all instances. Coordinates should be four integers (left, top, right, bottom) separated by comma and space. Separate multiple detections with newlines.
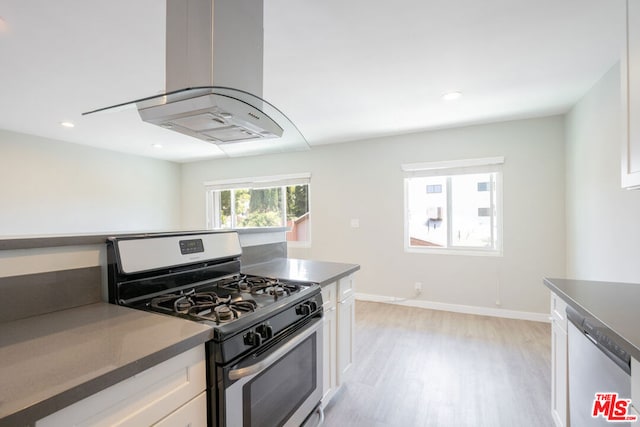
404, 246, 503, 257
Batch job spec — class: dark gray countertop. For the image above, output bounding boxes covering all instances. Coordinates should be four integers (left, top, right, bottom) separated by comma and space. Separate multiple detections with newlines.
241, 258, 360, 286
0, 303, 213, 427
544, 278, 640, 361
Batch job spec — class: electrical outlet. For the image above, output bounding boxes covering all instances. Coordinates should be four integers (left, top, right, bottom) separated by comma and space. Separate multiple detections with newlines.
414, 282, 422, 293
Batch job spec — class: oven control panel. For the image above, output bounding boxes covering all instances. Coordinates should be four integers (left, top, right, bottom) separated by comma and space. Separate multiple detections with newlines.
179, 238, 205, 254
114, 232, 242, 274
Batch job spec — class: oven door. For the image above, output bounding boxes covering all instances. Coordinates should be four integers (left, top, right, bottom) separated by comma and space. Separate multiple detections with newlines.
224, 318, 323, 427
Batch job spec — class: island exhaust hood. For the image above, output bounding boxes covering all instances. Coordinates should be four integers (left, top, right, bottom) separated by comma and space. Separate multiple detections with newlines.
83, 0, 308, 157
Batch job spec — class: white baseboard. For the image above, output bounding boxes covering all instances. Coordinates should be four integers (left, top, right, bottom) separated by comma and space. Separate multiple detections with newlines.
354, 292, 550, 323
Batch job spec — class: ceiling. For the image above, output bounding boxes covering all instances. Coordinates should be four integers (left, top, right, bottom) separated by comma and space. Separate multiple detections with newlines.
0, 0, 624, 162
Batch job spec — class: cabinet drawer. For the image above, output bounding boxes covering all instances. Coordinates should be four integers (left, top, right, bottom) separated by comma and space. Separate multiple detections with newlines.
37, 346, 206, 427
321, 282, 337, 310
337, 275, 355, 301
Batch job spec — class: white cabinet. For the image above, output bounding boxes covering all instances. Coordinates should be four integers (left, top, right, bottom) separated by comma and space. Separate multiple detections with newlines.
337, 276, 355, 383
622, 0, 640, 189
36, 345, 207, 427
550, 292, 569, 427
321, 282, 338, 406
320, 274, 356, 408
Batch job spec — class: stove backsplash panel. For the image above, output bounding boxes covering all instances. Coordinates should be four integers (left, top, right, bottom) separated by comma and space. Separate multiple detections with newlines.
239, 242, 286, 267
0, 266, 101, 323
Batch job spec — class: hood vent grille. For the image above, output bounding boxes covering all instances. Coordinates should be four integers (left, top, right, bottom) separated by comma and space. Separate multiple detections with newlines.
138, 92, 283, 144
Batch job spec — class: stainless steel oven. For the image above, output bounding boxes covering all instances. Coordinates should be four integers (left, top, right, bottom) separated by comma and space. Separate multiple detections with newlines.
223, 317, 323, 427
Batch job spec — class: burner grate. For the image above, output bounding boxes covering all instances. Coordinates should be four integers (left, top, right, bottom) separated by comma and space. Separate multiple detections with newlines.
221, 275, 301, 299
149, 289, 257, 323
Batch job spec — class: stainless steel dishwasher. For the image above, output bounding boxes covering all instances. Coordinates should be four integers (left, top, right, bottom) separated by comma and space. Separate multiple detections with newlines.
567, 306, 632, 426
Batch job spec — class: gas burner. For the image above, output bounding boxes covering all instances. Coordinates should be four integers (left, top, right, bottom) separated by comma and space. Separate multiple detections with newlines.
220, 275, 302, 299
149, 290, 257, 323
252, 285, 288, 297
198, 299, 258, 323
238, 280, 252, 293
214, 305, 234, 322
151, 290, 228, 313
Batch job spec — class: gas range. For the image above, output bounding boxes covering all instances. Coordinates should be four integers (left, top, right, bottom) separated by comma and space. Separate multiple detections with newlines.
106, 231, 324, 427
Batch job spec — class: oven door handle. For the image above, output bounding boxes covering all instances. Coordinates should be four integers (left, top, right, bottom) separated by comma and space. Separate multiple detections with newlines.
228, 319, 320, 381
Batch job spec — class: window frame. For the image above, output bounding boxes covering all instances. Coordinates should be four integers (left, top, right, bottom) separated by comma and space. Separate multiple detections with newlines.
402, 157, 504, 256
204, 173, 311, 247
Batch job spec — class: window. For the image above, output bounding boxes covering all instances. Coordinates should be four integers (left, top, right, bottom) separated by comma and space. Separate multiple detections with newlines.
402, 157, 503, 254
205, 174, 310, 245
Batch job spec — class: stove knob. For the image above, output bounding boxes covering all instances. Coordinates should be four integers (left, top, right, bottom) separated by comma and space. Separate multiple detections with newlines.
296, 303, 311, 316
308, 300, 318, 312
256, 324, 273, 340
244, 331, 262, 346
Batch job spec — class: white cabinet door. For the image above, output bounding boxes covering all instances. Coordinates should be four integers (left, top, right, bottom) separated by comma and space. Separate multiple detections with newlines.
550, 292, 568, 427
551, 317, 568, 427
320, 274, 356, 405
321, 304, 338, 407
337, 294, 355, 385
622, 0, 640, 189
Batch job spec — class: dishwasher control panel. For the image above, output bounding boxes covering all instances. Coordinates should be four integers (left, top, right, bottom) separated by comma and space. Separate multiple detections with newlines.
566, 305, 631, 373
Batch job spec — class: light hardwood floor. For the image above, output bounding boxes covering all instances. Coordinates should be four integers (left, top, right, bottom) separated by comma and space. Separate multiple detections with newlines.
323, 301, 553, 427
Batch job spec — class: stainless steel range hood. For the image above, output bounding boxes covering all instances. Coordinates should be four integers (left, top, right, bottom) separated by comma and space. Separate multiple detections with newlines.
83, 0, 308, 157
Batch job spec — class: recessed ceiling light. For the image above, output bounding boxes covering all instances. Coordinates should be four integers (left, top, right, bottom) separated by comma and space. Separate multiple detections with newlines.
151, 143, 163, 149
60, 121, 75, 128
442, 91, 463, 101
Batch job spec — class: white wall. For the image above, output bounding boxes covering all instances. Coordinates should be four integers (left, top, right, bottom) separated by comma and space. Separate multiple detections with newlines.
182, 116, 566, 315
566, 64, 640, 282
0, 129, 182, 236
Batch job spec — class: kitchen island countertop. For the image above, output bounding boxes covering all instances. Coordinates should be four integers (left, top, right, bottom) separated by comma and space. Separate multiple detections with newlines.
544, 277, 640, 362
241, 258, 360, 286
0, 302, 212, 427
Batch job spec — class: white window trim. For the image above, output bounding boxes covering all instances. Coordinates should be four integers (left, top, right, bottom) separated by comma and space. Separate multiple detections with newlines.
204, 173, 311, 189
402, 157, 504, 256
204, 173, 311, 247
